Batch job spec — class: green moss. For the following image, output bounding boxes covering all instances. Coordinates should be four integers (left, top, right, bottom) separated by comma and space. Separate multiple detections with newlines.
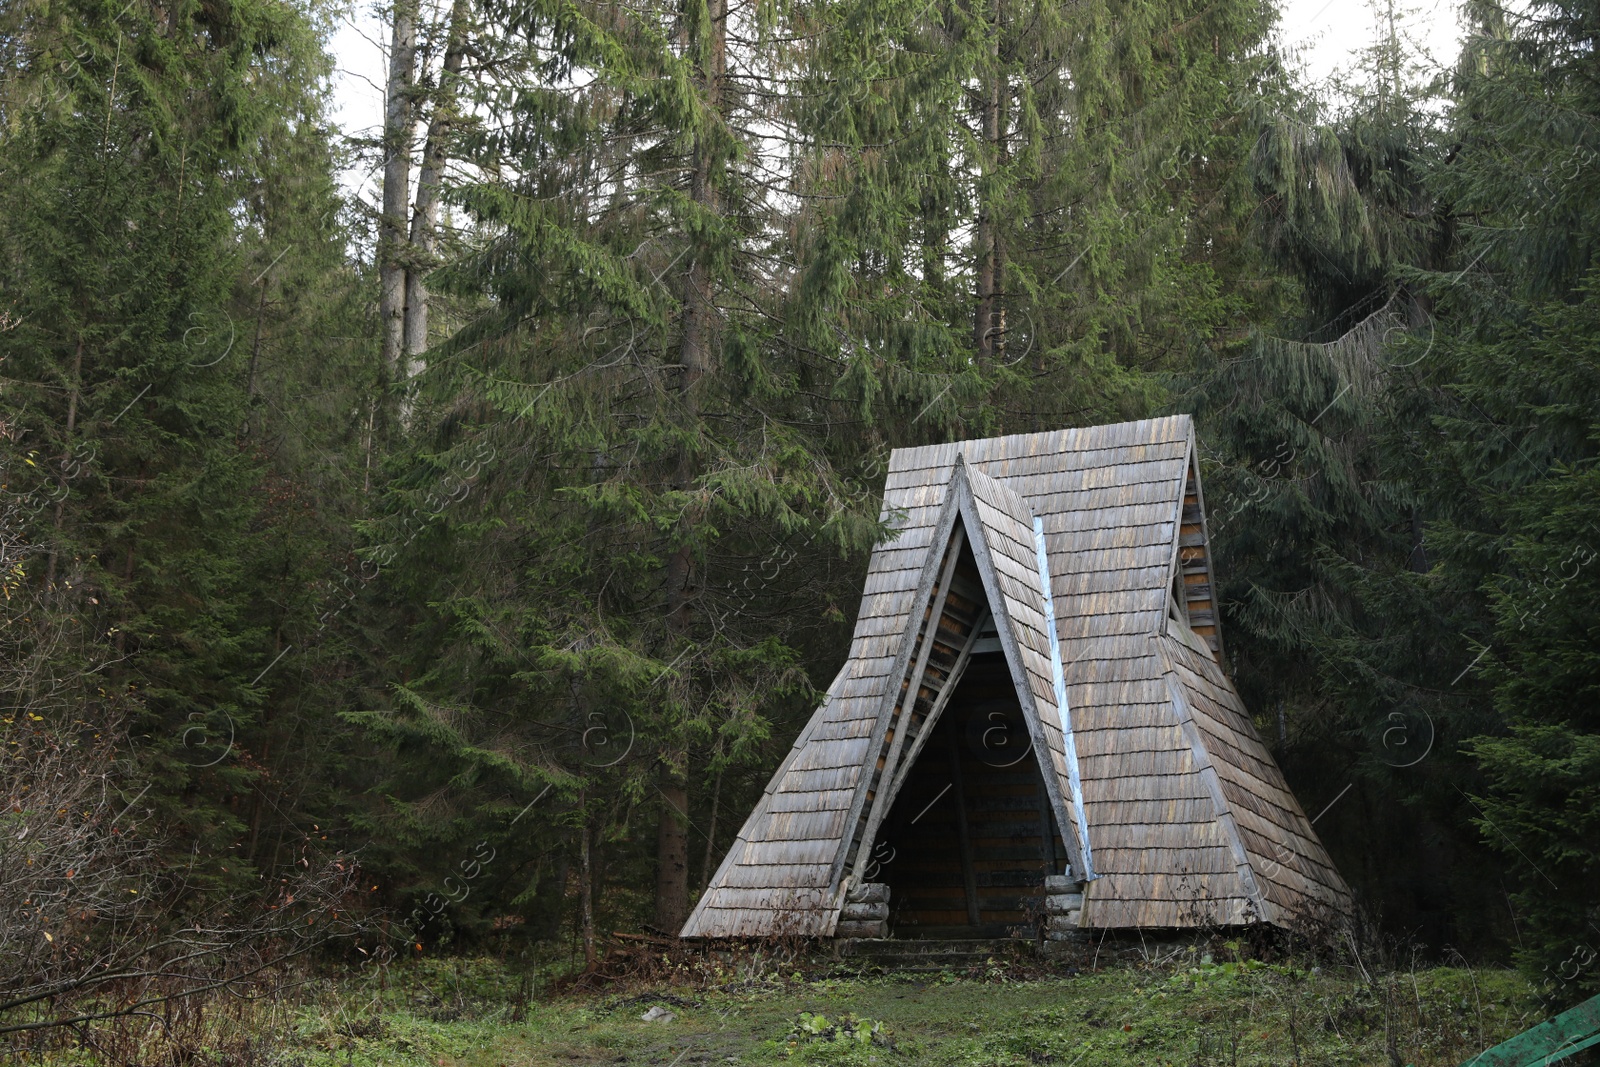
278, 955, 1531, 1067
15, 953, 1552, 1065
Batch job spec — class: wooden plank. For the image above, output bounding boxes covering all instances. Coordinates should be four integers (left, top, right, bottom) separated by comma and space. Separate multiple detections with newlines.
1460, 993, 1600, 1067
1164, 634, 1352, 915
696, 415, 1330, 938
826, 472, 966, 895
960, 465, 1085, 882
681, 672, 850, 937
849, 526, 968, 884
881, 607, 988, 810
1178, 427, 1225, 663
1160, 652, 1274, 924
946, 728, 981, 925
1037, 775, 1058, 873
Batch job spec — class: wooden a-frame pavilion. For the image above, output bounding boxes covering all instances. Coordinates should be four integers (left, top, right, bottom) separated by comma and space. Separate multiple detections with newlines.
682, 416, 1351, 941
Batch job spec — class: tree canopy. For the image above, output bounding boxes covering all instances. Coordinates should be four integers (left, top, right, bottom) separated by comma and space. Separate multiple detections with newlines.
3, 0, 1599, 1013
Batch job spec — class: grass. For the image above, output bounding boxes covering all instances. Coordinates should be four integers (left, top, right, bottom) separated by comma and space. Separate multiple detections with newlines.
4, 943, 1554, 1065
258, 947, 1548, 1067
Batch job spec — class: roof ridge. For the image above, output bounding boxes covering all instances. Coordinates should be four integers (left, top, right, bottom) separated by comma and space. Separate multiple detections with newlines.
887, 414, 1193, 470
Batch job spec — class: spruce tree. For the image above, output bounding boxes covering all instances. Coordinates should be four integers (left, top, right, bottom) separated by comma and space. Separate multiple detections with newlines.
354, 0, 1296, 941
350, 0, 893, 936
1177, 4, 1524, 951
0, 0, 371, 894
1405, 0, 1600, 996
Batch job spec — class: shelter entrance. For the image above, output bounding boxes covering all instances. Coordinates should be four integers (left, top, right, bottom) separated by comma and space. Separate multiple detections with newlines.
682, 421, 1355, 943
871, 652, 1068, 938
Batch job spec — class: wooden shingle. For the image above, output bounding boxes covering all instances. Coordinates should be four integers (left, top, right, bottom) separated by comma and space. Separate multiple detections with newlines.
680, 416, 1351, 939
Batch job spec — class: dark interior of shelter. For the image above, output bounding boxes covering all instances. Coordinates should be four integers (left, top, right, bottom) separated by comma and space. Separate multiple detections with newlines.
875, 653, 1068, 939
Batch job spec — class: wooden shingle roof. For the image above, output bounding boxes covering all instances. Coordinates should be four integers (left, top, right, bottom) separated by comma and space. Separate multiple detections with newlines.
681, 416, 1350, 938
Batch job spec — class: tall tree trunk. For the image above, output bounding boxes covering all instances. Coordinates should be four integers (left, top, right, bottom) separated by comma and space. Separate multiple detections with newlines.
379, 0, 418, 391
922, 134, 948, 304
699, 764, 722, 892
994, 61, 1009, 367
44, 336, 84, 591
579, 792, 597, 969
654, 0, 726, 936
974, 7, 1003, 364
403, 0, 470, 385
246, 276, 268, 404
654, 767, 689, 932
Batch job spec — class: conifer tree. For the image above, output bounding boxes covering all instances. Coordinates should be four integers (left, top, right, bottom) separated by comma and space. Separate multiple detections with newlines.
0, 0, 371, 892
1186, 0, 1600, 966
1404, 0, 1600, 996
791, 0, 1277, 436
1176, 3, 1524, 949
354, 0, 894, 935
355, 0, 1292, 939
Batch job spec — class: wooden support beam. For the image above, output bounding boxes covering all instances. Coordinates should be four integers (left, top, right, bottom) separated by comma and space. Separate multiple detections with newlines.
881, 608, 988, 807
827, 467, 972, 894
1037, 775, 1057, 875
946, 727, 981, 926
849, 527, 967, 883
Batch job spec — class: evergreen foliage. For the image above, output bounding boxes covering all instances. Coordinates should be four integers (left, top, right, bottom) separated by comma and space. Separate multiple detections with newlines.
3, 0, 1599, 1003
1409, 0, 1600, 996
0, 0, 373, 894
1185, 0, 1600, 994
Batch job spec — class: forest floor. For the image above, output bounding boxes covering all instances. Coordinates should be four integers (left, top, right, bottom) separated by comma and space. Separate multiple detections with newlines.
9, 945, 1555, 1065
59, 943, 1548, 1067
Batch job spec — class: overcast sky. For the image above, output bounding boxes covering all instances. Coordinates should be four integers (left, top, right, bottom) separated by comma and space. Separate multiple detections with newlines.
327, 0, 1467, 200
1281, 0, 1464, 83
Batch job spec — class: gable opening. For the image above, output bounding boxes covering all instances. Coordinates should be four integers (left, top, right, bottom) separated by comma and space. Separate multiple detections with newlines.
1176, 455, 1223, 661
836, 460, 1093, 921
838, 496, 1079, 939
683, 420, 1351, 944
867, 651, 1068, 938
